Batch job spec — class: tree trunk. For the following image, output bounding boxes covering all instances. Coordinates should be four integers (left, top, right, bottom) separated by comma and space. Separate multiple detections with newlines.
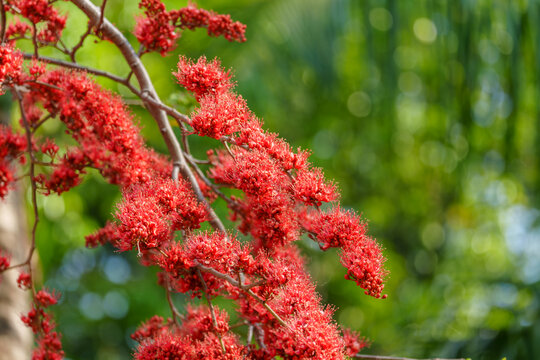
0, 97, 32, 359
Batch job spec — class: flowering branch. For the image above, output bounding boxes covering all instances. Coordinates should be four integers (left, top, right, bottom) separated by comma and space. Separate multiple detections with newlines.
71, 0, 226, 233
0, 0, 395, 358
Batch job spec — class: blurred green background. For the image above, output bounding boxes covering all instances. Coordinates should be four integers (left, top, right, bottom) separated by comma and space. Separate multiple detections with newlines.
12, 0, 540, 359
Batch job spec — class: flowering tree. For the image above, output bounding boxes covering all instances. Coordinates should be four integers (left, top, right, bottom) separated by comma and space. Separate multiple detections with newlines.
0, 0, 388, 359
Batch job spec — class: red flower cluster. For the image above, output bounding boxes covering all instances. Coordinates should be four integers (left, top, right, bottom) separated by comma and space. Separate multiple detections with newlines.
135, 0, 246, 56
210, 149, 299, 249
113, 178, 207, 252
301, 207, 387, 298
17, 271, 32, 289
20, 69, 170, 195
234, 246, 348, 359
5, 20, 32, 42
175, 56, 234, 101
0, 44, 23, 93
5, 0, 66, 43
21, 289, 64, 360
176, 56, 250, 139
0, 126, 27, 199
134, 0, 178, 55
133, 306, 245, 360
174, 2, 247, 43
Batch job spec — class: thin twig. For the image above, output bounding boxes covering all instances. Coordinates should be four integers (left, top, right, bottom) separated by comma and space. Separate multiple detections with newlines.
165, 280, 184, 327
196, 269, 226, 354
96, 0, 108, 33
13, 87, 38, 298
194, 263, 287, 329
184, 152, 236, 206
22, 53, 135, 89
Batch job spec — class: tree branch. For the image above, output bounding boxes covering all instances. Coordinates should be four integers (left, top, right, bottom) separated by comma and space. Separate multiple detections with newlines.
71, 0, 226, 233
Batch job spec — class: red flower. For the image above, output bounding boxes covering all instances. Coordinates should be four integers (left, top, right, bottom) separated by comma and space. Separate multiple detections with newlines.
175, 56, 234, 101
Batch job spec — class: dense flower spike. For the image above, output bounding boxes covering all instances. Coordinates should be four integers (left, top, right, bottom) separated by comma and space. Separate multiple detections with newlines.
23, 69, 171, 194
5, 20, 32, 43
135, 0, 246, 56
135, 0, 178, 55
210, 149, 299, 249
300, 207, 387, 298
1, 1, 386, 358
173, 2, 246, 42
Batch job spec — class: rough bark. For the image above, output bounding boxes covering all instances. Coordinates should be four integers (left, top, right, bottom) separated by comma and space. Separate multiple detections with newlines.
0, 99, 32, 360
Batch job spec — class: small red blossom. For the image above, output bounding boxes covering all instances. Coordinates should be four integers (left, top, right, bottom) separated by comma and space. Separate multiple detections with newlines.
35, 289, 59, 307
22, 295, 64, 360
342, 328, 370, 357
85, 221, 120, 248
0, 251, 10, 271
17, 272, 32, 290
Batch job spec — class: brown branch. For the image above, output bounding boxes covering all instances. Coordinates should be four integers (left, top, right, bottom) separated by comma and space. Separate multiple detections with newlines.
252, 322, 267, 350
31, 23, 39, 58
139, 92, 191, 125
22, 53, 135, 90
196, 269, 226, 354
71, 0, 226, 234
69, 22, 93, 61
184, 152, 236, 206
0, 0, 6, 44
193, 263, 287, 329
13, 87, 38, 297
164, 280, 184, 327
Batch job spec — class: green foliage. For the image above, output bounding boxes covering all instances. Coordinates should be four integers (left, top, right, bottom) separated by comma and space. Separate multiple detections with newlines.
21, 0, 539, 359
